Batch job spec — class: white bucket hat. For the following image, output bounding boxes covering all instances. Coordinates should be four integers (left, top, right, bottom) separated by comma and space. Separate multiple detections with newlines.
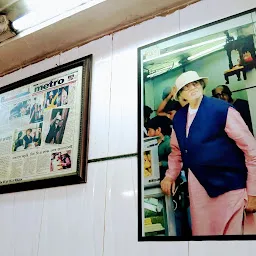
173, 71, 208, 100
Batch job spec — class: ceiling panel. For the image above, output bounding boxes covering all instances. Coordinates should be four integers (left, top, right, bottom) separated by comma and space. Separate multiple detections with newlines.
0, 0, 199, 77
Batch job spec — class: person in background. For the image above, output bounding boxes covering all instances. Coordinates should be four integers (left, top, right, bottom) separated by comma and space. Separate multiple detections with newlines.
37, 105, 43, 122
147, 116, 172, 180
45, 113, 62, 144
46, 91, 58, 109
157, 86, 186, 120
61, 87, 68, 105
161, 70, 256, 236
30, 103, 38, 123
14, 131, 24, 151
144, 105, 153, 137
50, 153, 62, 172
23, 128, 33, 149
33, 123, 42, 147
212, 85, 253, 134
147, 115, 191, 236
60, 153, 72, 169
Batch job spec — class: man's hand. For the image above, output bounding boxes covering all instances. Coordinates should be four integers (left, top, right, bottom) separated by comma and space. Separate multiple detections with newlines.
160, 176, 176, 196
166, 86, 177, 100
166, 113, 172, 119
246, 195, 256, 213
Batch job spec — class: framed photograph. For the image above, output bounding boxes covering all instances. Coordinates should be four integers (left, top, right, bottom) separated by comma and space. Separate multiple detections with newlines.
138, 9, 256, 241
0, 55, 92, 194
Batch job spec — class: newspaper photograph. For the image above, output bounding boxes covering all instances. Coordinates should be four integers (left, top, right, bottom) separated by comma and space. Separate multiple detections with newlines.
44, 108, 70, 145
10, 99, 31, 120
30, 95, 44, 123
50, 150, 72, 172
0, 66, 83, 186
12, 123, 42, 151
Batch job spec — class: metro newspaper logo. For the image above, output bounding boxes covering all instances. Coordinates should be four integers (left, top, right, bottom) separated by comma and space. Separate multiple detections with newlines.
33, 71, 76, 93
33, 77, 65, 93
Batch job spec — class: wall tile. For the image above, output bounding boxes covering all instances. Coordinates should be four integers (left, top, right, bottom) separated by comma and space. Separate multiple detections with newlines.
12, 190, 45, 256
103, 157, 188, 256
189, 241, 256, 256
0, 193, 15, 256
59, 47, 80, 65
107, 11, 180, 157
180, 0, 256, 33
78, 36, 113, 160
37, 162, 107, 256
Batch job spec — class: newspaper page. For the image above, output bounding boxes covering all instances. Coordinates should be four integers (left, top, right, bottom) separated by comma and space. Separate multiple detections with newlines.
0, 66, 83, 186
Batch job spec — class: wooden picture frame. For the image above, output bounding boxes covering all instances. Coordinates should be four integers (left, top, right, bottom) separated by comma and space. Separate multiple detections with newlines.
0, 55, 92, 194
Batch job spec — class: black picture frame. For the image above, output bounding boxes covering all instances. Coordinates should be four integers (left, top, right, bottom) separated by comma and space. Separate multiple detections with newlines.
138, 8, 256, 241
0, 55, 92, 194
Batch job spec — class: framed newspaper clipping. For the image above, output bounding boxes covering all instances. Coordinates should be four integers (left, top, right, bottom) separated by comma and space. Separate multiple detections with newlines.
0, 55, 92, 194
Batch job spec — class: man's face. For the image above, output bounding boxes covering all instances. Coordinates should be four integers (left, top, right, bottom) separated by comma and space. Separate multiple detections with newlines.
147, 127, 161, 137
213, 87, 230, 102
20, 107, 26, 115
180, 81, 203, 102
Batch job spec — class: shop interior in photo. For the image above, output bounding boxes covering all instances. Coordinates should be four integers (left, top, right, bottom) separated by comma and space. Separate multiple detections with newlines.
140, 12, 256, 238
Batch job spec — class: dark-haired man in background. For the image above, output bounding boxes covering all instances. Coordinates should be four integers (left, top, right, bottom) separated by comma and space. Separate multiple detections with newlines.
212, 85, 253, 134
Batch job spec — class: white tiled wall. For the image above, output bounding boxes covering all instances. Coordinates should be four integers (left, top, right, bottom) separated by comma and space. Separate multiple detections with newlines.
0, 0, 256, 255
189, 241, 256, 256
37, 162, 107, 256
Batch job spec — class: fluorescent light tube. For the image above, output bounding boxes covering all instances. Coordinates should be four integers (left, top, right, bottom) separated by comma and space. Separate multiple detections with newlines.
187, 42, 226, 60
143, 36, 226, 63
12, 0, 106, 32
147, 63, 181, 78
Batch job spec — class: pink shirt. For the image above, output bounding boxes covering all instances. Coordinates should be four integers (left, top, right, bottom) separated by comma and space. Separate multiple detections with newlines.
165, 107, 256, 235
166, 107, 256, 196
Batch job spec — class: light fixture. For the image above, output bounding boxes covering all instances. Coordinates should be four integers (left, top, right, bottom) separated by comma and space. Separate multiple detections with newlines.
12, 0, 106, 32
146, 42, 226, 78
187, 42, 226, 61
147, 62, 181, 78
0, 15, 16, 42
143, 36, 226, 63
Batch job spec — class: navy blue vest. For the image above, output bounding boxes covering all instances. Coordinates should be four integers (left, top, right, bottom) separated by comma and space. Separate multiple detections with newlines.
173, 96, 247, 198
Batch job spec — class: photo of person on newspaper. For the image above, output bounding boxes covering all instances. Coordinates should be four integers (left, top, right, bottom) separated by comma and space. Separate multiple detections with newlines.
160, 71, 256, 236
57, 86, 69, 106
45, 108, 69, 144
30, 96, 44, 123
9, 100, 31, 120
50, 150, 72, 172
44, 89, 59, 109
13, 122, 42, 151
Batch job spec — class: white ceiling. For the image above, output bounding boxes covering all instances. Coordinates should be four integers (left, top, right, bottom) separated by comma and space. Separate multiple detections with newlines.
0, 0, 199, 77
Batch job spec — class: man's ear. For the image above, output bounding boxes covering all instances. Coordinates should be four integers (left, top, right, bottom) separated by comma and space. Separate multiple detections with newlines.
156, 127, 162, 133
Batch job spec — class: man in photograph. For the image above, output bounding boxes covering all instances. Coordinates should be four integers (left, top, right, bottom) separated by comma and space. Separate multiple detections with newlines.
212, 85, 253, 134
45, 112, 62, 144
60, 87, 68, 105
45, 91, 58, 109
